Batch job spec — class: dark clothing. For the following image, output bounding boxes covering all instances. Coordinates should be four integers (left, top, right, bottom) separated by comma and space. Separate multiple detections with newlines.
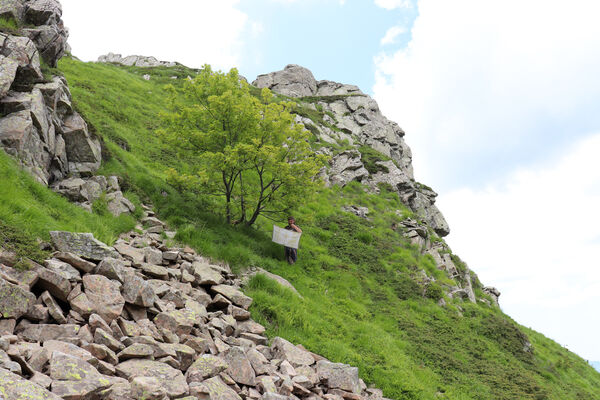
284, 224, 299, 263
285, 246, 297, 263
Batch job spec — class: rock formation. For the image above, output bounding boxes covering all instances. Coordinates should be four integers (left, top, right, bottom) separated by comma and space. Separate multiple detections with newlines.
0, 208, 390, 400
0, 0, 102, 185
253, 65, 449, 237
253, 65, 489, 303
97, 53, 178, 68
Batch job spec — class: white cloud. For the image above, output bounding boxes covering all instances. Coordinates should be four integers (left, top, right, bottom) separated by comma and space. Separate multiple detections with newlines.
380, 26, 406, 45
373, 0, 600, 190
61, 0, 248, 71
374, 0, 412, 10
439, 133, 600, 360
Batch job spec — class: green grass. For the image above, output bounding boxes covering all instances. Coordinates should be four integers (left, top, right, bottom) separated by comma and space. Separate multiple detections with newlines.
359, 145, 392, 174
0, 15, 20, 34
0, 151, 138, 251
6, 56, 590, 399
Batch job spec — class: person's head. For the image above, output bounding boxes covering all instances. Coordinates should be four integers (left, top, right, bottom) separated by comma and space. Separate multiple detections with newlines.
287, 216, 295, 224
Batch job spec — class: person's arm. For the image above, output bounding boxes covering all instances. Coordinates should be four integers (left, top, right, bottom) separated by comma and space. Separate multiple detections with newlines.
291, 224, 302, 233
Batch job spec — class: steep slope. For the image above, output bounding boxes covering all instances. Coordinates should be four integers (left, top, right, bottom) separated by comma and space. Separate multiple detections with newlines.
0, 3, 598, 396
51, 58, 600, 399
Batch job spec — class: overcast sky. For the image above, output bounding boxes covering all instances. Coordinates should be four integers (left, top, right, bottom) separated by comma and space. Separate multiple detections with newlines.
61, 0, 600, 362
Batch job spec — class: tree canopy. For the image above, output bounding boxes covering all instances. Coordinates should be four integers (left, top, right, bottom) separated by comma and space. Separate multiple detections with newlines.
159, 65, 327, 226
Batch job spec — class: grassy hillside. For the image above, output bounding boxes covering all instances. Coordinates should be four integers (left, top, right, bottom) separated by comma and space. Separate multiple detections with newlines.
2, 56, 598, 399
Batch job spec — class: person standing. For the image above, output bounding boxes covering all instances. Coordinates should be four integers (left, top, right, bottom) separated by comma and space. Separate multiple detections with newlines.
285, 216, 302, 264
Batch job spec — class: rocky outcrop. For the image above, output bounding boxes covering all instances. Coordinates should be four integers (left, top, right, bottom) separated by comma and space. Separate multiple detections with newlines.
97, 52, 178, 68
0, 0, 101, 185
50, 175, 135, 216
253, 65, 449, 237
0, 210, 390, 400
252, 66, 491, 301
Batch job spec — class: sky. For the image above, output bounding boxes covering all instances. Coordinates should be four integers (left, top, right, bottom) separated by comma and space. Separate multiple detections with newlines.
61, 0, 600, 362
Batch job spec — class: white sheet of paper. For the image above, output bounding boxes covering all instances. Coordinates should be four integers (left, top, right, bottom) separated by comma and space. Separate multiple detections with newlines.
272, 225, 301, 249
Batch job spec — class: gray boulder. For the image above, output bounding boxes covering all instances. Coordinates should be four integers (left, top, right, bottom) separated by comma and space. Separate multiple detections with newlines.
50, 231, 119, 261
316, 360, 361, 394
253, 64, 317, 97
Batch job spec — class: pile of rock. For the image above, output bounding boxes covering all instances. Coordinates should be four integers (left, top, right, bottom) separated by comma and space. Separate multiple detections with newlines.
0, 211, 388, 400
0, 0, 102, 185
253, 65, 449, 238
97, 53, 178, 68
51, 175, 135, 216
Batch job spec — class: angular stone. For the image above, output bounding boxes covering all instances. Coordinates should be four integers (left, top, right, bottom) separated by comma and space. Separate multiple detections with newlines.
194, 376, 242, 400
271, 337, 314, 367
192, 262, 224, 286
61, 113, 102, 175
82, 275, 124, 323
0, 367, 62, 400
117, 343, 154, 361
130, 376, 167, 400
185, 354, 228, 383
49, 231, 118, 261
49, 351, 111, 400
3, 35, 44, 83
20, 324, 80, 343
89, 313, 111, 333
246, 348, 269, 375
141, 263, 169, 280
144, 247, 163, 265
40, 291, 66, 324
0, 55, 18, 98
94, 328, 125, 352
44, 258, 81, 281
26, 303, 49, 322
35, 264, 71, 301
210, 285, 252, 310
113, 243, 144, 265
240, 332, 267, 345
122, 274, 156, 307
30, 370, 53, 389
116, 359, 188, 398
0, 277, 36, 319
316, 360, 361, 394
95, 257, 128, 282
223, 346, 256, 386
0, 263, 38, 288
106, 191, 135, 217
162, 250, 179, 262
258, 376, 278, 394
141, 217, 165, 228
24, 0, 63, 25
238, 320, 266, 336
116, 318, 141, 338
43, 340, 95, 364
54, 251, 96, 273
154, 308, 198, 336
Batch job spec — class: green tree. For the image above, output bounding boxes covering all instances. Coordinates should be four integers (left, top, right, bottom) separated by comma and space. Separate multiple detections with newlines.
159, 65, 327, 226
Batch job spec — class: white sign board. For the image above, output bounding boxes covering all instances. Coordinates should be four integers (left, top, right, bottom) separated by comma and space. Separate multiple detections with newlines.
272, 225, 302, 249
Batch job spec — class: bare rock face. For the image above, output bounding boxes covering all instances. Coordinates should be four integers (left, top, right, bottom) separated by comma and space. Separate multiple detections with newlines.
97, 52, 178, 68
253, 64, 318, 97
0, 1, 101, 186
253, 65, 450, 238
